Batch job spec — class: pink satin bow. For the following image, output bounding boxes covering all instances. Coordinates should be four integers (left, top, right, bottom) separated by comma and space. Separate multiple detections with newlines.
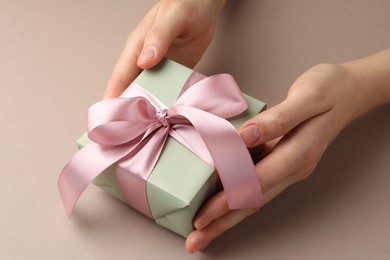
58, 73, 262, 218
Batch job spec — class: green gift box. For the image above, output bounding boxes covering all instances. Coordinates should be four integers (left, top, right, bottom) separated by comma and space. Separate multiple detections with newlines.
76, 59, 266, 237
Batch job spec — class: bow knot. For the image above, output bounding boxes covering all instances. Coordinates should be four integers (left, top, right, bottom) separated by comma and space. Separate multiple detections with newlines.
156, 109, 169, 127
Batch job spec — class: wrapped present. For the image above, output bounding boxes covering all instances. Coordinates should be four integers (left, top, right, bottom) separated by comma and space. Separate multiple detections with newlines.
58, 59, 266, 237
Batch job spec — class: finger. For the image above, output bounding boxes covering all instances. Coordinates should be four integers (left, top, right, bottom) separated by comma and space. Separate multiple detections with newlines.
103, 4, 160, 99
192, 138, 288, 231
238, 88, 332, 147
103, 38, 143, 99
194, 191, 229, 230
187, 176, 296, 254
257, 137, 280, 161
186, 208, 257, 253
137, 4, 187, 69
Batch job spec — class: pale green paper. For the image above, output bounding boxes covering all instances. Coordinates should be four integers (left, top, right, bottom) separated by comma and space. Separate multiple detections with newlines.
77, 59, 266, 237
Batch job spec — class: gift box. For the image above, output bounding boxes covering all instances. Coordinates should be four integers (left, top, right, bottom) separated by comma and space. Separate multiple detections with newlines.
59, 59, 266, 237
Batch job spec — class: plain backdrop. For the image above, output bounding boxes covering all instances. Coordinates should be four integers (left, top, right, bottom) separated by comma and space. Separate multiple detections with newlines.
1, 0, 389, 259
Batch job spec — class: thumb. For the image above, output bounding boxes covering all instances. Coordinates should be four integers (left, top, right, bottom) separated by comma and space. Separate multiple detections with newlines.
238, 91, 330, 147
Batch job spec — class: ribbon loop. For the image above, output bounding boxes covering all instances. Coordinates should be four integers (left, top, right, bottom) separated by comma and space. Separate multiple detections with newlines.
87, 97, 156, 146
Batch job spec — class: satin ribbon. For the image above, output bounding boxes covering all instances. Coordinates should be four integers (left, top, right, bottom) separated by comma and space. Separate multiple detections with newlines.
58, 73, 262, 218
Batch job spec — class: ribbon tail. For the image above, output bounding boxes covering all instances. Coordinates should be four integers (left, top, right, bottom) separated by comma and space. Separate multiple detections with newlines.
116, 126, 170, 218
58, 142, 133, 217
173, 106, 263, 209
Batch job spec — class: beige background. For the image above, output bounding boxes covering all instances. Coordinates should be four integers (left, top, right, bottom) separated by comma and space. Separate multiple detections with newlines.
1, 0, 390, 259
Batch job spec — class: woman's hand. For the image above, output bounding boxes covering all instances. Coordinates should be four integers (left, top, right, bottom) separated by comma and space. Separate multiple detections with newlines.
185, 49, 390, 253
103, 0, 226, 99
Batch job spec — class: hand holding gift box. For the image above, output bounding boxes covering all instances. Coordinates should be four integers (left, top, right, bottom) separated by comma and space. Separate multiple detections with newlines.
58, 59, 266, 237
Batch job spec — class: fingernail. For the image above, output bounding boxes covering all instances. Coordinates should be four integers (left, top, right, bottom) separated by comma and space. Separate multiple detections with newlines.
138, 47, 155, 64
199, 242, 210, 251
194, 219, 207, 230
192, 245, 200, 254
193, 242, 209, 253
240, 124, 261, 146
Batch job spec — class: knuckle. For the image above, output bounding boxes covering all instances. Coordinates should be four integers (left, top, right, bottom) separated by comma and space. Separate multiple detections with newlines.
214, 192, 229, 212
290, 63, 343, 108
106, 79, 120, 91
212, 221, 228, 238
259, 176, 270, 194
296, 166, 315, 182
295, 148, 323, 181
164, 0, 192, 17
259, 110, 291, 140
291, 81, 326, 106
255, 163, 270, 193
245, 207, 260, 217
306, 85, 327, 104
146, 27, 163, 40
126, 30, 141, 44
166, 0, 187, 12
272, 111, 290, 135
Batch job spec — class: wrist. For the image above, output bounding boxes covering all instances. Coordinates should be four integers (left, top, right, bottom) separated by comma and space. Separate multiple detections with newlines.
340, 50, 390, 120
